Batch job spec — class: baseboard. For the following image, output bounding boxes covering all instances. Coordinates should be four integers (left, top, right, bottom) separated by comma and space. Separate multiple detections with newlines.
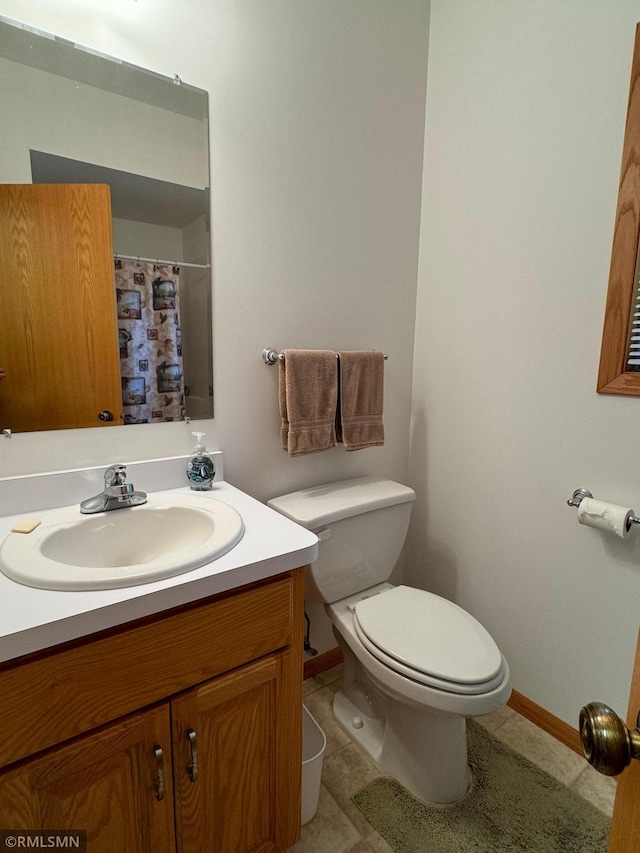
507, 689, 582, 755
303, 647, 343, 680
303, 647, 583, 756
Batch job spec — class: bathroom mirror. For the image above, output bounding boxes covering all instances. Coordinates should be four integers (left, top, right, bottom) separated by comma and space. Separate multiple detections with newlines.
0, 15, 213, 431
598, 23, 640, 396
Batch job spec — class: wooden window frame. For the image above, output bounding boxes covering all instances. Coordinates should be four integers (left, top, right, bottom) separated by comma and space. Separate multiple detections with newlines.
598, 24, 640, 395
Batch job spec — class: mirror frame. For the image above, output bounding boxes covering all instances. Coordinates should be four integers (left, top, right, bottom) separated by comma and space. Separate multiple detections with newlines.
598, 23, 640, 395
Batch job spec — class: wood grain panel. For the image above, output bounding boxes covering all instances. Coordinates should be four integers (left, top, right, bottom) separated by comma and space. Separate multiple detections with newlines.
172, 656, 279, 853
275, 566, 304, 850
0, 575, 294, 768
0, 704, 175, 853
0, 183, 122, 430
598, 25, 640, 395
608, 628, 640, 853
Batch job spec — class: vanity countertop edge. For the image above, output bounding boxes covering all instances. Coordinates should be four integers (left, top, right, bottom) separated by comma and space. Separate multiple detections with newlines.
0, 480, 318, 665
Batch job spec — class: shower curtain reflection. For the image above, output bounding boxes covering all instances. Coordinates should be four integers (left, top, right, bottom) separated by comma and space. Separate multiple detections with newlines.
116, 259, 185, 424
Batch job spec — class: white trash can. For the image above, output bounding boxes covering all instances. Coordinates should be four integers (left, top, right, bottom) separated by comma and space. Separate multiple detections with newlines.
301, 704, 326, 825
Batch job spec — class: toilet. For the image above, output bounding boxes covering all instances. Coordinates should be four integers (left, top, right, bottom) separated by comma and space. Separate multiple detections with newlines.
268, 476, 511, 804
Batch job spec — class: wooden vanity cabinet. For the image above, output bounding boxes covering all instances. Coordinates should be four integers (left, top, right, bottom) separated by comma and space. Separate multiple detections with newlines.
0, 569, 305, 853
0, 705, 176, 853
173, 652, 295, 852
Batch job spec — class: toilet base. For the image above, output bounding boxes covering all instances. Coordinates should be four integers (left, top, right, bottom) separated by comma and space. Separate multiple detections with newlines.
333, 685, 471, 804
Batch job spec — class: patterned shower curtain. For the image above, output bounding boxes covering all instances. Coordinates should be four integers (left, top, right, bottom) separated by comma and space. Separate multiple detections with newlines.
115, 259, 185, 424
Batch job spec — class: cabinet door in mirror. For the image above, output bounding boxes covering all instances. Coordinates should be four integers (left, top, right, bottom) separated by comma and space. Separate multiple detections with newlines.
0, 183, 122, 432
0, 16, 213, 431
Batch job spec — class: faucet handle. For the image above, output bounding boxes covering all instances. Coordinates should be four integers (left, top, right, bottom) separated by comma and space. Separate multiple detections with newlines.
104, 465, 127, 486
80, 464, 144, 513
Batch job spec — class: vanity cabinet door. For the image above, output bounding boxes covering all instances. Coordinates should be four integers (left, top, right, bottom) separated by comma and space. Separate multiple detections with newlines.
172, 652, 301, 853
0, 704, 175, 853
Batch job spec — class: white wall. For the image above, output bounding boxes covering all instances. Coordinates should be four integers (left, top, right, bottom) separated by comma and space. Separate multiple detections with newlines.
181, 215, 214, 413
0, 0, 428, 650
111, 218, 183, 260
411, 0, 640, 726
0, 0, 427, 490
0, 56, 206, 187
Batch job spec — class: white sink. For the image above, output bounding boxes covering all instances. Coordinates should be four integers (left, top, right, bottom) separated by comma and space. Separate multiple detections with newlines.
0, 492, 245, 591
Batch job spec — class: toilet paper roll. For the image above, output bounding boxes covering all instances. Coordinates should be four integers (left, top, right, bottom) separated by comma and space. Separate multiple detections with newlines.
577, 498, 634, 538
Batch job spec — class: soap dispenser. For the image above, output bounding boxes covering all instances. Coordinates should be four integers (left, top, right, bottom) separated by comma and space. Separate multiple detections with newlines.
187, 432, 215, 491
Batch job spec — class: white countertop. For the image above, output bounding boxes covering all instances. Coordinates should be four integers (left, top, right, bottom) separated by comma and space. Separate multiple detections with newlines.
0, 480, 318, 664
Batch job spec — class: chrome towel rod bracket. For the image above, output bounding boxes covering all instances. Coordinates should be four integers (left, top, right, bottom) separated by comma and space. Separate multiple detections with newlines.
263, 348, 284, 365
262, 347, 388, 365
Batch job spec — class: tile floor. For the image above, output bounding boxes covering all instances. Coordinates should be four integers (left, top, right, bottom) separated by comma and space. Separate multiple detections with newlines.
289, 664, 617, 853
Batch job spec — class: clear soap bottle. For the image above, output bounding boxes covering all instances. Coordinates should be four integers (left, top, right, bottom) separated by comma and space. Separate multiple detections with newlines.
187, 432, 215, 491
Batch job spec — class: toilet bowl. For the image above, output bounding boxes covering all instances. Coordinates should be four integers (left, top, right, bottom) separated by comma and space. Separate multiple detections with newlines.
268, 477, 511, 804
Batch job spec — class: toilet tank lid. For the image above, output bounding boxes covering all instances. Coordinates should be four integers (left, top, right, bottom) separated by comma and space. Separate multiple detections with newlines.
267, 477, 416, 530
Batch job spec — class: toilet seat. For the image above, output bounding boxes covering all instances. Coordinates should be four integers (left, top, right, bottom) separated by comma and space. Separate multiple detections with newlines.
353, 585, 505, 696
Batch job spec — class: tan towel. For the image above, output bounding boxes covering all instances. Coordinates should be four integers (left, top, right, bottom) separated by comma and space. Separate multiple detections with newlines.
279, 349, 338, 456
336, 350, 385, 450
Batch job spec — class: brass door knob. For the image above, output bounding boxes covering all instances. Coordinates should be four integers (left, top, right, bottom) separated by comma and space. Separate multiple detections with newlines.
579, 702, 640, 776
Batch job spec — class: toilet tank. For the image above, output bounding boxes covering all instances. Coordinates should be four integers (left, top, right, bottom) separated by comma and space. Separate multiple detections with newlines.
267, 477, 416, 603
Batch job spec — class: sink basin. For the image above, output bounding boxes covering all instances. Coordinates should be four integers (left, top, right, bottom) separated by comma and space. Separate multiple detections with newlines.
0, 492, 244, 591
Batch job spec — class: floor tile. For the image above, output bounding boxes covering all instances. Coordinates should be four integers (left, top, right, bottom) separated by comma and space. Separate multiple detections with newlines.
362, 832, 394, 852
473, 703, 515, 733
327, 676, 344, 694
570, 763, 617, 817
303, 676, 324, 698
492, 710, 586, 787
289, 784, 361, 853
304, 686, 351, 756
322, 741, 381, 836
316, 663, 344, 687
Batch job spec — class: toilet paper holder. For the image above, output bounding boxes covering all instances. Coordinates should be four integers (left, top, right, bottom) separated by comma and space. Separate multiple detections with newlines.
567, 489, 640, 529
567, 489, 594, 508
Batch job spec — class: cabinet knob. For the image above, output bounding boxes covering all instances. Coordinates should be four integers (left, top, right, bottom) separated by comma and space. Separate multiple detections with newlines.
187, 729, 199, 782
97, 410, 114, 422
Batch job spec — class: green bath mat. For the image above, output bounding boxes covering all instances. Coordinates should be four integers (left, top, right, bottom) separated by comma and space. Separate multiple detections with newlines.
352, 721, 610, 853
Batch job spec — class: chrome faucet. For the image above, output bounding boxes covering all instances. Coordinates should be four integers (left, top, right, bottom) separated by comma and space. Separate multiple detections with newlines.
80, 465, 148, 514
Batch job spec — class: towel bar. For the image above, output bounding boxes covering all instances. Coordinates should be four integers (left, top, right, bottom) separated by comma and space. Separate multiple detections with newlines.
262, 347, 389, 365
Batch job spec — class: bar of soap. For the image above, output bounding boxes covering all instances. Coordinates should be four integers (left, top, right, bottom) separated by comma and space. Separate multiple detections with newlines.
11, 519, 41, 534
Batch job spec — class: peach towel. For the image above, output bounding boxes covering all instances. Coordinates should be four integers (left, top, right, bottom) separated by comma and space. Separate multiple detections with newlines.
279, 349, 338, 456
336, 350, 385, 450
